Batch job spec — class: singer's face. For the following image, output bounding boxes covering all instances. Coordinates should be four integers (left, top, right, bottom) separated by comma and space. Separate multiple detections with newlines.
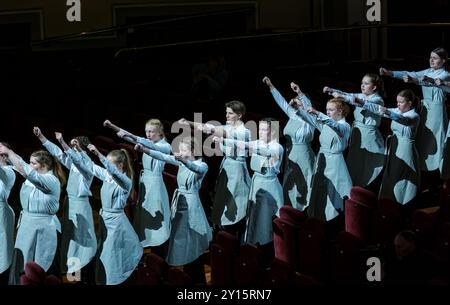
145, 124, 161, 142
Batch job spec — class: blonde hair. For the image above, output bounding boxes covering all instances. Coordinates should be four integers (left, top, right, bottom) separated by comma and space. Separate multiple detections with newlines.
145, 118, 165, 138
327, 98, 350, 117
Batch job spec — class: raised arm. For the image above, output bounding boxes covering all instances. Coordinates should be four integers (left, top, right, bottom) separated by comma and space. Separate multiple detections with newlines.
105, 120, 140, 145
65, 148, 94, 182
87, 144, 131, 191
132, 136, 171, 154
134, 144, 178, 166
178, 118, 227, 138
323, 86, 370, 107
0, 144, 25, 176
294, 101, 323, 131
263, 76, 305, 120
35, 127, 72, 169
380, 67, 428, 84
417, 78, 450, 93
315, 111, 350, 138
178, 157, 208, 175
384, 108, 419, 126
0, 145, 57, 194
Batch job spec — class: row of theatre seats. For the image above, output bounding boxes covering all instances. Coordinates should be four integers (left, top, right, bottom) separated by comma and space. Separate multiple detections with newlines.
207, 186, 450, 285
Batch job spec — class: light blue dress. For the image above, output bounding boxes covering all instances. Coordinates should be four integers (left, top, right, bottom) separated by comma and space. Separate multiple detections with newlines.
133, 137, 172, 247
91, 157, 143, 285
393, 68, 450, 172
362, 103, 420, 204
327, 88, 385, 186
9, 159, 61, 285
43, 140, 97, 273
438, 85, 450, 178
295, 95, 353, 221
271, 88, 315, 210
244, 140, 284, 246
212, 124, 251, 226
0, 165, 15, 274
142, 149, 212, 266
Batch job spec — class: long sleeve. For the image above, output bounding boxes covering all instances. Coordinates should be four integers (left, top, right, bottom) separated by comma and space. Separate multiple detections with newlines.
251, 141, 281, 158
42, 140, 72, 169
387, 108, 418, 126
0, 165, 15, 200
316, 112, 350, 138
137, 137, 172, 154
91, 163, 108, 181
99, 157, 132, 191
295, 107, 323, 131
392, 69, 428, 80
19, 159, 59, 194
0, 166, 8, 184
142, 149, 179, 166
184, 160, 208, 175
66, 149, 94, 181
417, 82, 450, 93
270, 88, 304, 120
362, 101, 384, 114
327, 87, 357, 105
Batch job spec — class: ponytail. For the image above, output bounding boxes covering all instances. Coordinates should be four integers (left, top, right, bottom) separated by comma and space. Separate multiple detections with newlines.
108, 149, 135, 188
52, 157, 67, 187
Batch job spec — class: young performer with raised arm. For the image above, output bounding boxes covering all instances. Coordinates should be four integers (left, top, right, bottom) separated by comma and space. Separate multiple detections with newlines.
380, 47, 449, 174
0, 142, 16, 284
213, 118, 284, 247
0, 142, 66, 285
33, 127, 97, 282
134, 137, 212, 284
355, 90, 420, 204
179, 101, 251, 238
263, 76, 315, 211
323, 73, 385, 187
292, 83, 352, 221
87, 143, 142, 285
104, 119, 172, 256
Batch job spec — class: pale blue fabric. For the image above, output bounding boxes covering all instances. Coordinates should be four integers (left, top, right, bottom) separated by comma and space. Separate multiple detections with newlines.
0, 165, 15, 273
43, 141, 97, 273
271, 88, 315, 210
295, 95, 352, 221
393, 68, 450, 171
92, 157, 143, 285
142, 149, 212, 266
9, 159, 61, 284
134, 137, 172, 247
213, 124, 251, 226
363, 103, 421, 204
328, 88, 385, 186
244, 140, 284, 246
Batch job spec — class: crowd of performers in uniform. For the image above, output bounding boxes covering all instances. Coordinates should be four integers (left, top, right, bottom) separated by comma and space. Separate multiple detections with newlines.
1, 47, 449, 285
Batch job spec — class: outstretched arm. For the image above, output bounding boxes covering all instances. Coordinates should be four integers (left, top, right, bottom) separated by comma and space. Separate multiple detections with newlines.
313, 110, 350, 138
175, 155, 208, 175
381, 67, 428, 84
105, 120, 140, 145
0, 144, 25, 176
134, 144, 178, 166
263, 76, 305, 120
0, 144, 56, 193
178, 118, 226, 138
87, 144, 131, 191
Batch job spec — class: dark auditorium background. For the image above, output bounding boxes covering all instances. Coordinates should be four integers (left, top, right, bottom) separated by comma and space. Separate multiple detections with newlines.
0, 0, 449, 289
